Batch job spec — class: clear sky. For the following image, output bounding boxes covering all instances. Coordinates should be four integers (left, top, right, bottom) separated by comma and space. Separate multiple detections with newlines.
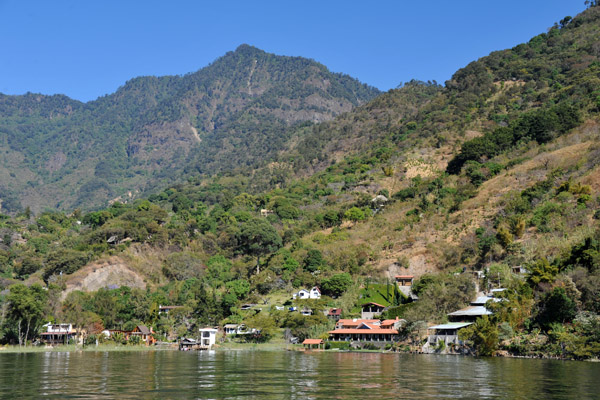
0, 0, 587, 102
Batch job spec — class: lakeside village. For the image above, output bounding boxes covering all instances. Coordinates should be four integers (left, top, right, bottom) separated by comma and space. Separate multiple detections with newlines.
30, 274, 509, 354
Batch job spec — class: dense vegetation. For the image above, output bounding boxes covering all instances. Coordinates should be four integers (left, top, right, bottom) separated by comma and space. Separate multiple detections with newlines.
0, 45, 379, 213
0, 5, 599, 358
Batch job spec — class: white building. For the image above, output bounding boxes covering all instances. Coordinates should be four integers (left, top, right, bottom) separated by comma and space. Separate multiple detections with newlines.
292, 286, 321, 300
426, 322, 472, 347
40, 323, 76, 345
199, 328, 218, 349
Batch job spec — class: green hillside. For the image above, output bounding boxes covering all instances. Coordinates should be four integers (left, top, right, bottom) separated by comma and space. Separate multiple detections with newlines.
0, 5, 599, 358
0, 45, 379, 213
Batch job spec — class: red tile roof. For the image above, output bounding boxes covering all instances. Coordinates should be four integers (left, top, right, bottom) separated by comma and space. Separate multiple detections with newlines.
337, 319, 379, 327
361, 302, 386, 308
380, 317, 401, 327
302, 339, 324, 345
328, 328, 398, 335
395, 275, 414, 279
328, 308, 342, 316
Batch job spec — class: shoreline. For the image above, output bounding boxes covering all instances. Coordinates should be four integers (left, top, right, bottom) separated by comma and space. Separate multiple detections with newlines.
0, 344, 173, 353
1, 342, 597, 362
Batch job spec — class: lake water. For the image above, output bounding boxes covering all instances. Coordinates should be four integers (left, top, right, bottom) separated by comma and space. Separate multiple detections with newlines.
0, 350, 598, 399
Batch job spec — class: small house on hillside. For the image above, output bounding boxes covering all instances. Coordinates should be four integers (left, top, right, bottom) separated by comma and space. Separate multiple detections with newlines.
40, 323, 77, 346
361, 302, 386, 319
300, 307, 313, 316
394, 275, 414, 286
447, 292, 502, 323
293, 289, 309, 299
260, 209, 274, 217
447, 306, 492, 322
471, 295, 501, 307
293, 286, 321, 300
327, 308, 342, 321
158, 305, 184, 315
224, 324, 240, 335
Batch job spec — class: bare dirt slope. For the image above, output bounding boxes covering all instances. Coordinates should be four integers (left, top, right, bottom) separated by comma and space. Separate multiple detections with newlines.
62, 256, 146, 299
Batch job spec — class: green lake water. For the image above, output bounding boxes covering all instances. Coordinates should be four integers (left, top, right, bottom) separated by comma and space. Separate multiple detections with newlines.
0, 350, 598, 399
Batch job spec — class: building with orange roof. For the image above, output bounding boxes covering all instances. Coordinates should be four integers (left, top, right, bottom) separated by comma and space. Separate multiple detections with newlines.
302, 338, 324, 349
328, 320, 400, 342
327, 308, 342, 321
335, 318, 380, 330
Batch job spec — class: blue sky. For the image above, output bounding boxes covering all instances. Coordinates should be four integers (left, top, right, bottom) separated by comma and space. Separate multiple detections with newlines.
0, 0, 587, 102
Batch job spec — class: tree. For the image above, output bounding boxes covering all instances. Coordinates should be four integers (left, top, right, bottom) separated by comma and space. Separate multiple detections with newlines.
527, 258, 558, 286
304, 249, 325, 273
91, 288, 118, 329
244, 313, 277, 342
6, 284, 47, 346
238, 218, 282, 274
205, 255, 233, 286
459, 316, 498, 356
321, 273, 353, 297
226, 279, 250, 299
163, 252, 205, 281
535, 287, 577, 330
344, 207, 366, 225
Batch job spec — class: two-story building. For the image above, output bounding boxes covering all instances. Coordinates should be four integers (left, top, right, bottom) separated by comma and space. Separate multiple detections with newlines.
199, 328, 218, 349
40, 323, 77, 346
426, 322, 473, 347
327, 308, 342, 321
328, 319, 400, 343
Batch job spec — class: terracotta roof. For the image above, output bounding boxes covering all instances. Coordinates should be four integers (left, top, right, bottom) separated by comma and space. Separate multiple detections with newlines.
360, 323, 381, 329
395, 275, 414, 279
361, 302, 386, 308
302, 339, 324, 345
329, 328, 399, 335
328, 308, 342, 316
337, 319, 379, 327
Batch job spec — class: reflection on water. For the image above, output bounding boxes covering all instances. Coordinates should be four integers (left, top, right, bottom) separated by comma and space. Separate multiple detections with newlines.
0, 350, 598, 399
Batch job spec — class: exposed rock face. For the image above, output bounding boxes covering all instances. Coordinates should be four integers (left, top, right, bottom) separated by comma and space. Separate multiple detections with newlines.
62, 256, 146, 299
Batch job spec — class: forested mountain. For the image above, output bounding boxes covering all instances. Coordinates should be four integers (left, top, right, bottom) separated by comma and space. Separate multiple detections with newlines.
0, 5, 599, 358
0, 44, 379, 213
